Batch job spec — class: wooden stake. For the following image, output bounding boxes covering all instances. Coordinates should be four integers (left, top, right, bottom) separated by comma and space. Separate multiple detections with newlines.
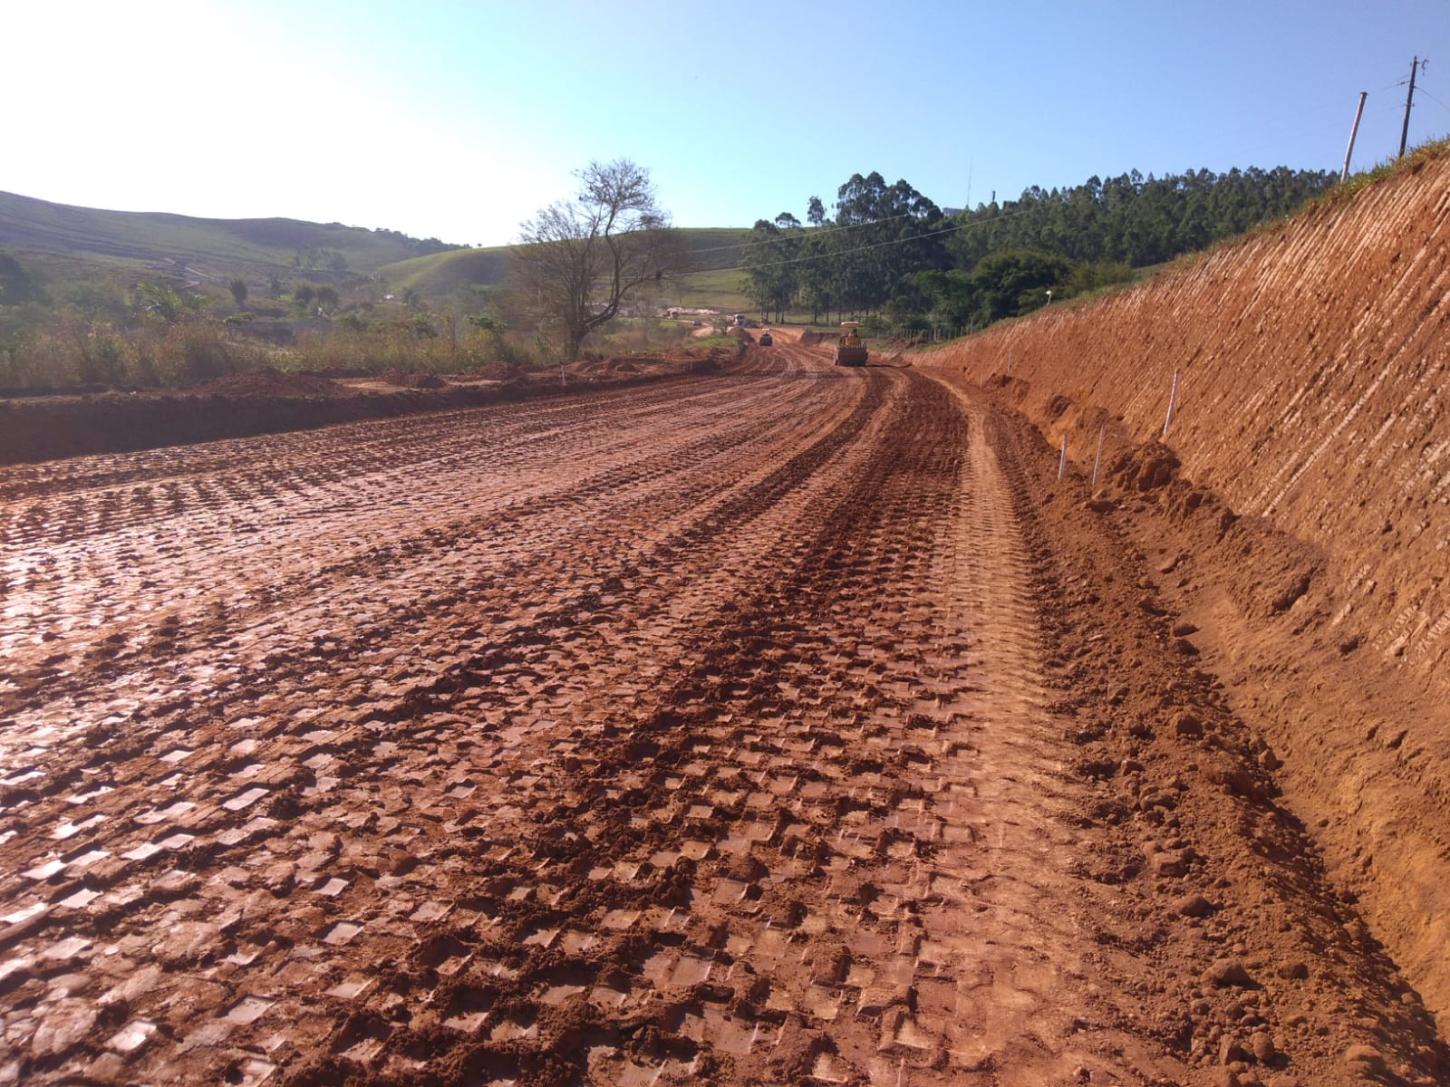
1091, 423, 1106, 487
1162, 370, 1179, 438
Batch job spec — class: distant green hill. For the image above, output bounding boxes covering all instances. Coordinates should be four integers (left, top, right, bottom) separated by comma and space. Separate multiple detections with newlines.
374, 247, 510, 296
0, 192, 748, 307
374, 227, 750, 301
0, 191, 752, 307
0, 190, 453, 285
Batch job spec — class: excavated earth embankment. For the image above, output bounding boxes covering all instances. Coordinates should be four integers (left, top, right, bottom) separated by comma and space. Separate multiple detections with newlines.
919, 148, 1450, 1029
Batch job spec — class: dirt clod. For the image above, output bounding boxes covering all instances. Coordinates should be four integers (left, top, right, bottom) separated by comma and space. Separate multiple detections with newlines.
1204, 958, 1257, 988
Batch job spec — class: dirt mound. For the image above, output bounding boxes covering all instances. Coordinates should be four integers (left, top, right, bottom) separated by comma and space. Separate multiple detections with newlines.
686, 354, 722, 374
799, 330, 831, 346
1107, 439, 1179, 491
564, 349, 733, 380
0, 355, 701, 466
195, 366, 345, 398
474, 359, 523, 382
380, 369, 446, 389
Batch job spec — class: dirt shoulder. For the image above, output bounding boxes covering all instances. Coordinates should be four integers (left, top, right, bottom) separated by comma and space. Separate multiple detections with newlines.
929, 367, 1450, 1082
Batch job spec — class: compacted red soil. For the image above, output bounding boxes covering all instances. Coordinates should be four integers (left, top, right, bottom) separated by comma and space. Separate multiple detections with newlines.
0, 343, 1443, 1085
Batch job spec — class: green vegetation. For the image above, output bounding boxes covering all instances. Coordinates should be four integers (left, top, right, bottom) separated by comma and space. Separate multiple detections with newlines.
665, 267, 754, 314
0, 246, 544, 390
0, 190, 453, 283
509, 160, 683, 362
376, 247, 510, 298
1311, 136, 1450, 207
738, 164, 1337, 337
0, 186, 761, 391
946, 166, 1333, 268
9, 137, 1431, 391
374, 227, 748, 306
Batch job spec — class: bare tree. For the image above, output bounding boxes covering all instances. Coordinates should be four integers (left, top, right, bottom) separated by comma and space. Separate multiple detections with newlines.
510, 159, 682, 361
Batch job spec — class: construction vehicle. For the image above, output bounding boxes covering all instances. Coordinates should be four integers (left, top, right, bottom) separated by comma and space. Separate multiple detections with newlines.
758, 332, 773, 347
834, 322, 868, 367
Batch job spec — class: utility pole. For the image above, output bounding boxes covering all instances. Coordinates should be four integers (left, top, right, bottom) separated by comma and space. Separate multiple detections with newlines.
1342, 91, 1367, 181
1399, 56, 1426, 159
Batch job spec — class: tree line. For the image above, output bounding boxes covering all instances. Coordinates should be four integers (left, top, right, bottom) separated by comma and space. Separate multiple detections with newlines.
743, 164, 1336, 335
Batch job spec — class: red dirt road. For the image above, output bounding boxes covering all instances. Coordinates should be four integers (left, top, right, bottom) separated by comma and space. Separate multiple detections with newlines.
0, 343, 1444, 1085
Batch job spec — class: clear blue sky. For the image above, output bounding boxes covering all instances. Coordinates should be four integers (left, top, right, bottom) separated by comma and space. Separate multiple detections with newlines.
6, 0, 1448, 244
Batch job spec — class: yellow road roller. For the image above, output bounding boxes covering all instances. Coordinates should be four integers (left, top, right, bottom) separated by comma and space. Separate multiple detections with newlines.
834, 322, 868, 367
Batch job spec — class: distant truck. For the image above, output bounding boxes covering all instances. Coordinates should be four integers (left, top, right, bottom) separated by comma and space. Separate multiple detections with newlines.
834, 322, 868, 366
733, 313, 748, 327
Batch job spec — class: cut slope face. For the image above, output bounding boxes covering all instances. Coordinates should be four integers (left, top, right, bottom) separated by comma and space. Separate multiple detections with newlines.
923, 150, 1450, 687
919, 149, 1450, 1022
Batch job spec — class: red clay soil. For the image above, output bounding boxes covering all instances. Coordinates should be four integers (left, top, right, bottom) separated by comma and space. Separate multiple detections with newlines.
0, 351, 725, 468
197, 367, 351, 398
916, 149, 1450, 1043
918, 150, 1450, 688
0, 341, 1444, 1085
916, 150, 1450, 1040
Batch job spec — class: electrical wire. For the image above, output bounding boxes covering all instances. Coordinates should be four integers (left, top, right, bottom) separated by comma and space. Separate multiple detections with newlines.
533, 72, 1435, 284
669, 94, 1418, 281
664, 203, 1058, 280
672, 208, 938, 258
664, 136, 1367, 283
1416, 85, 1450, 114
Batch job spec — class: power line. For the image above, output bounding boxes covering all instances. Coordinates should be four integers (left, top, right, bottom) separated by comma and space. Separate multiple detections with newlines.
667, 116, 1372, 283
1416, 84, 1450, 114
493, 207, 942, 262
680, 208, 935, 258
679, 96, 1413, 280
665, 206, 1041, 280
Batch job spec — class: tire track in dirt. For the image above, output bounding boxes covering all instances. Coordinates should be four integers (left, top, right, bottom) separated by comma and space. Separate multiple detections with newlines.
0, 353, 910, 1085
0, 357, 820, 698
900, 391, 1181, 1084
2, 348, 1442, 1086
949, 382, 1448, 1086
235, 367, 1176, 1086
0, 366, 793, 658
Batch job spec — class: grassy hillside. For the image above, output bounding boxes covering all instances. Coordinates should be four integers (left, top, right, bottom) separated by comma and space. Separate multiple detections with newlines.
665, 267, 754, 314
0, 190, 452, 284
375, 227, 751, 303
0, 189, 756, 309
374, 247, 511, 296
